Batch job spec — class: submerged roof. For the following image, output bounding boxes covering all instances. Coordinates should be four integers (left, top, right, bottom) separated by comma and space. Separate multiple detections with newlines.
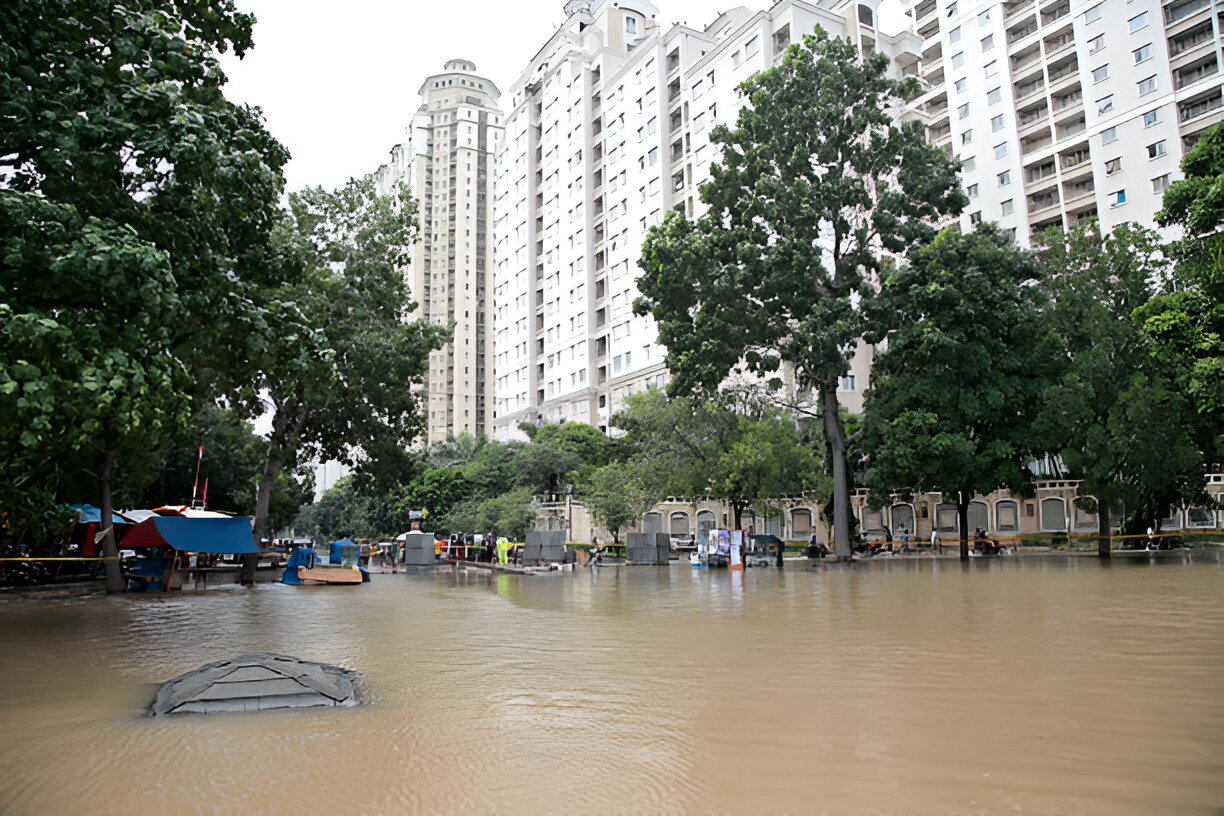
150, 653, 361, 715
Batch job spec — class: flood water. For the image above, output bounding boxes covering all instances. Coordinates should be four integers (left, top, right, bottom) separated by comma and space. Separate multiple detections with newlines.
1, 553, 1222, 815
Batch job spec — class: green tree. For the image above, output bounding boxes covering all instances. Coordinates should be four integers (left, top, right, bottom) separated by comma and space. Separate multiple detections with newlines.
0, 1, 290, 590
1148, 121, 1224, 461
292, 477, 394, 543
242, 179, 446, 542
637, 28, 965, 555
583, 462, 658, 544
862, 225, 1058, 560
1033, 221, 1187, 554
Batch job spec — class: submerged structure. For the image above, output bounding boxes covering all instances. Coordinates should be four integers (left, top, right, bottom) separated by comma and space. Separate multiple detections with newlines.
150, 653, 361, 715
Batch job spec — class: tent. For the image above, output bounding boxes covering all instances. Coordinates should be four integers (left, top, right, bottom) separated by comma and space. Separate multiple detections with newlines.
123, 516, 260, 555
152, 505, 233, 519
69, 505, 132, 525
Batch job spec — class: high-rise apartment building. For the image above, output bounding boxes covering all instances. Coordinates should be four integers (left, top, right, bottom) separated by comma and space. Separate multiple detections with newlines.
374, 60, 505, 444
493, 0, 921, 439
906, 0, 1223, 243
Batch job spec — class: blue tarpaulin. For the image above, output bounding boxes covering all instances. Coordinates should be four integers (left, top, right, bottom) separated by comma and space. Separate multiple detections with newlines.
69, 505, 132, 525
124, 516, 259, 555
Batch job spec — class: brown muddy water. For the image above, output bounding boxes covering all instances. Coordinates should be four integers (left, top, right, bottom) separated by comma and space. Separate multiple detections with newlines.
1, 553, 1222, 815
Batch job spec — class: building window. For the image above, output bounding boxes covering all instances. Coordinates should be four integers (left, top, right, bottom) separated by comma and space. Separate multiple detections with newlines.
981, 34, 994, 51
1085, 4, 1102, 23
952, 51, 965, 69
745, 36, 759, 57
963, 157, 976, 172
955, 77, 968, 93
1137, 75, 1157, 96
1088, 34, 1105, 54
947, 1, 957, 17
1097, 95, 1113, 114
969, 211, 982, 224
958, 103, 970, 119
1102, 126, 1118, 144
1128, 12, 1148, 32
1106, 157, 1121, 174
1142, 109, 1160, 127
648, 147, 658, 165
987, 87, 1001, 105
1147, 140, 1166, 158
1001, 199, 1013, 215
949, 26, 961, 43
1110, 189, 1126, 207
1152, 174, 1170, 193
984, 60, 997, 77
998, 170, 1011, 186
962, 129, 973, 145
626, 16, 638, 35
994, 142, 1008, 159
841, 375, 857, 391
1133, 44, 1152, 64
1092, 65, 1109, 83
967, 183, 979, 197
991, 114, 1004, 131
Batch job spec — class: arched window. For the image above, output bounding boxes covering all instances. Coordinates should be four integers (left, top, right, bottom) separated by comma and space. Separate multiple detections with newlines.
936, 502, 959, 532
791, 509, 813, 538
1040, 498, 1066, 531
862, 507, 885, 534
669, 511, 691, 535
1073, 500, 1099, 531
642, 512, 663, 534
968, 501, 989, 532
858, 4, 874, 26
890, 504, 915, 535
1186, 505, 1219, 529
995, 500, 1020, 531
696, 510, 717, 545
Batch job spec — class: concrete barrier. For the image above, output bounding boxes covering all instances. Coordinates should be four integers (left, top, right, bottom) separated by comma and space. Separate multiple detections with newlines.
522, 530, 567, 564
626, 532, 670, 565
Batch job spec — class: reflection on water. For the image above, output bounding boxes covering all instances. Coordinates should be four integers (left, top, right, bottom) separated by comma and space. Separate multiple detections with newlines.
1, 554, 1223, 815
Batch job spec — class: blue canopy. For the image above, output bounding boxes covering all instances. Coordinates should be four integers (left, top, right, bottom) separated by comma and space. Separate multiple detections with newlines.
70, 505, 131, 525
125, 516, 259, 555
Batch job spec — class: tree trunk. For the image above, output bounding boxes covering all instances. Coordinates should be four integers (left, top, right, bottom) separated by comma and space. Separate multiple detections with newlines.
1097, 501, 1111, 558
821, 382, 853, 556
957, 494, 970, 562
253, 447, 286, 545
100, 447, 124, 593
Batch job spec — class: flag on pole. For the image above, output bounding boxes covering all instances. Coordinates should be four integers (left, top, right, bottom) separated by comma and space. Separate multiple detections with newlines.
191, 445, 204, 504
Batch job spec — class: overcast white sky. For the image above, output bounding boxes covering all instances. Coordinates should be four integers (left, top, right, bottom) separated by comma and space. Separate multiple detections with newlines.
220, 0, 906, 194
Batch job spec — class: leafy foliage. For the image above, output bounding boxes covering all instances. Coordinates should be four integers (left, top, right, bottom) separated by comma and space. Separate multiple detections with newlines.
637, 27, 965, 552
862, 225, 1057, 557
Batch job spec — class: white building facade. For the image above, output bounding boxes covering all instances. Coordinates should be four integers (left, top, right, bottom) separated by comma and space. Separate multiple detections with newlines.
374, 59, 505, 444
492, 0, 923, 439
906, 0, 1223, 243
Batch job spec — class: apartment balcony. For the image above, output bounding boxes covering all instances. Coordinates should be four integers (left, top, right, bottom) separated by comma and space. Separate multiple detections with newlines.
1062, 179, 1095, 204
1027, 187, 1061, 214
922, 41, 943, 68
1164, 0, 1212, 35
1046, 57, 1081, 94
1174, 55, 1220, 90
1024, 159, 1057, 185
1018, 104, 1051, 136
1068, 205, 1099, 225
1178, 88, 1224, 125
917, 16, 940, 41
1043, 27, 1075, 59
1039, 0, 1069, 27
1004, 0, 1036, 23
1031, 214, 1064, 233
1059, 143, 1092, 178
1169, 20, 1215, 65
1052, 87, 1083, 114
1007, 17, 1038, 46
914, 0, 937, 26
1021, 128, 1054, 155
1056, 114, 1087, 140
929, 122, 952, 142
1011, 45, 1042, 74
1015, 77, 1046, 103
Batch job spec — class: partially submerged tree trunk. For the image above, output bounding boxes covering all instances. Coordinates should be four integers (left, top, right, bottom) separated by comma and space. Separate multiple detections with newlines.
1097, 501, 1111, 558
100, 446, 123, 593
957, 493, 970, 562
253, 446, 286, 546
821, 382, 852, 556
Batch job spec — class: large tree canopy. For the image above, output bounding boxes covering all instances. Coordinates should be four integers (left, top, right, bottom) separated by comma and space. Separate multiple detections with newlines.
862, 225, 1058, 559
637, 27, 965, 554
0, 1, 290, 589
243, 180, 447, 541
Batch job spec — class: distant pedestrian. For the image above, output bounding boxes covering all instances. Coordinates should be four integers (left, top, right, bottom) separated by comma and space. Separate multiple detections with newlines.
931, 529, 942, 554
